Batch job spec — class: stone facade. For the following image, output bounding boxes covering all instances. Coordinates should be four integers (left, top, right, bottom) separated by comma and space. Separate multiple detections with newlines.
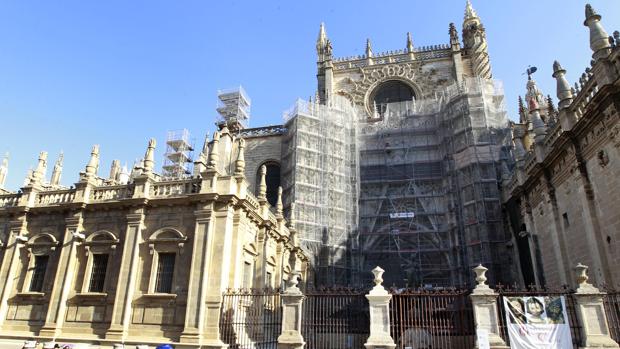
0, 129, 307, 347
503, 5, 620, 288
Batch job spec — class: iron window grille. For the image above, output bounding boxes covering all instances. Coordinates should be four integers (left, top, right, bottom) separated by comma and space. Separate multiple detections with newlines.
29, 255, 49, 292
88, 254, 109, 292
155, 253, 175, 293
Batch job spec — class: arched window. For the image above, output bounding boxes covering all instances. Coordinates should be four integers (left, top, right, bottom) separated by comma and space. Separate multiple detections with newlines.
257, 162, 281, 207
371, 80, 415, 117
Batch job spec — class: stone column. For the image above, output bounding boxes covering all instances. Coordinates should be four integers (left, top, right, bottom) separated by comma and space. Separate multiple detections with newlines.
364, 266, 396, 349
572, 263, 619, 349
470, 265, 508, 349
180, 207, 214, 344
277, 273, 305, 349
106, 208, 145, 341
0, 216, 28, 330
39, 213, 85, 338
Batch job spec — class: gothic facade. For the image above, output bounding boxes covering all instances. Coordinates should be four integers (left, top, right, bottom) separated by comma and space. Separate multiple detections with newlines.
503, 5, 620, 289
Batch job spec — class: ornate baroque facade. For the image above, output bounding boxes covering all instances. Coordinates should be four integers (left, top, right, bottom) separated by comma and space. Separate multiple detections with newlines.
0, 128, 307, 346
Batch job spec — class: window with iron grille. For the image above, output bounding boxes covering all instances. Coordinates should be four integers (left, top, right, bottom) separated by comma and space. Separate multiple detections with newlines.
29, 255, 49, 292
155, 253, 175, 293
88, 254, 109, 292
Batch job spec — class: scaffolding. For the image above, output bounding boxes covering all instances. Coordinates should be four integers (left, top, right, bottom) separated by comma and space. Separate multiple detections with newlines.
282, 97, 360, 287
162, 129, 194, 178
217, 86, 251, 129
281, 77, 512, 287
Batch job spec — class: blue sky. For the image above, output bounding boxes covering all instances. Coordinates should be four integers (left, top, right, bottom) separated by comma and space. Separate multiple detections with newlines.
1, 0, 619, 190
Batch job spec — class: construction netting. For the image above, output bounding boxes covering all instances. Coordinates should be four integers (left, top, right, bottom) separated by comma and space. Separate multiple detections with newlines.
283, 77, 513, 287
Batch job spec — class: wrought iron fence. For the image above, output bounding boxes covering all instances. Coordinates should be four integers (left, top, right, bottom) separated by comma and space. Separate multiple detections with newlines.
389, 288, 475, 349
301, 288, 370, 349
220, 288, 282, 349
496, 285, 583, 349
603, 290, 620, 344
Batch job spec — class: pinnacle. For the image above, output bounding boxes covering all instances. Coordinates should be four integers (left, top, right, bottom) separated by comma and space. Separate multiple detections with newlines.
585, 4, 597, 20
464, 0, 478, 20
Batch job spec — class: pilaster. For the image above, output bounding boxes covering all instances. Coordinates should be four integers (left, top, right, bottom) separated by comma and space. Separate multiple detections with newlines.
180, 206, 214, 344
106, 208, 145, 341
39, 212, 85, 338
0, 215, 28, 330
541, 175, 571, 285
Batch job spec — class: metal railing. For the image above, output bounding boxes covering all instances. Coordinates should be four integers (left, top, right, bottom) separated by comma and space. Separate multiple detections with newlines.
219, 289, 282, 349
496, 285, 583, 349
603, 290, 620, 344
389, 288, 475, 349
301, 288, 370, 349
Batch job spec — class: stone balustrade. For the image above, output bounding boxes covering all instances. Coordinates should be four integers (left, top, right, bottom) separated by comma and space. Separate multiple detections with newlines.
35, 189, 76, 206
0, 194, 20, 208
90, 185, 131, 202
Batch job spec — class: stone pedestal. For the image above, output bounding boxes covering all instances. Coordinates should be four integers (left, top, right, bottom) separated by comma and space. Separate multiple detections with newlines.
364, 266, 396, 349
278, 273, 305, 349
573, 264, 619, 349
470, 265, 508, 349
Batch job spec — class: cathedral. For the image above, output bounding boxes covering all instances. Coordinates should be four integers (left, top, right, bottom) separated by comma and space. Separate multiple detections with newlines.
0, 1, 618, 347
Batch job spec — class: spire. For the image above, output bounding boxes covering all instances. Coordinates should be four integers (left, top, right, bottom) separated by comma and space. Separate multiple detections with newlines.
317, 22, 327, 50
109, 159, 121, 182
234, 138, 246, 176
50, 152, 64, 186
143, 138, 156, 175
0, 152, 8, 188
31, 151, 48, 185
552, 60, 573, 109
365, 38, 373, 58
316, 22, 332, 60
406, 32, 414, 53
464, 0, 478, 21
584, 4, 611, 60
85, 145, 99, 177
257, 164, 267, 201
207, 131, 220, 169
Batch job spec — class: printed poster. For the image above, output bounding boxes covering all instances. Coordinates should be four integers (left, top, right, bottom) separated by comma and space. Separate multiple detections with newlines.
503, 296, 572, 349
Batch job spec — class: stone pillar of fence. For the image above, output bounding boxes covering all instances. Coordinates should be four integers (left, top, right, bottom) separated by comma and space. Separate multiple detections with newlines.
364, 266, 396, 349
573, 263, 619, 348
278, 273, 305, 349
470, 265, 509, 349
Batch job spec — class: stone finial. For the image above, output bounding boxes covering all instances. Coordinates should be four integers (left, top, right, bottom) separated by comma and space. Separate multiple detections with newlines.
473, 264, 488, 286
372, 266, 385, 287
464, 0, 478, 20
406, 32, 414, 52
584, 4, 611, 60
257, 164, 267, 201
50, 152, 64, 186
85, 145, 99, 176
552, 60, 573, 108
31, 151, 48, 184
142, 138, 156, 174
287, 271, 300, 290
365, 38, 373, 58
207, 131, 220, 169
614, 31, 620, 44
449, 23, 460, 48
276, 186, 284, 216
575, 263, 589, 285
234, 138, 246, 176
108, 159, 120, 182
574, 263, 600, 293
0, 152, 9, 188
